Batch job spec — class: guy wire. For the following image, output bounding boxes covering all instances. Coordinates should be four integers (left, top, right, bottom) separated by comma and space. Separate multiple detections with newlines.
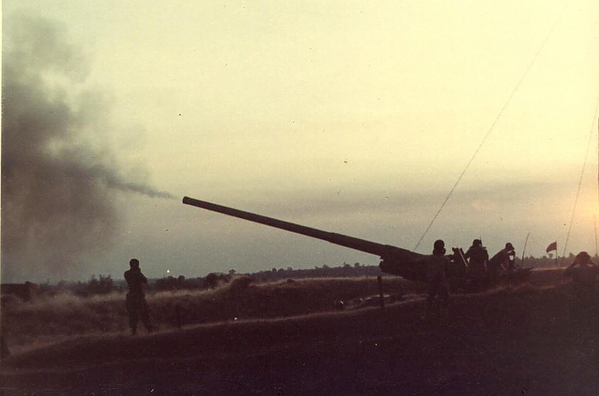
414, 0, 573, 251
562, 98, 599, 257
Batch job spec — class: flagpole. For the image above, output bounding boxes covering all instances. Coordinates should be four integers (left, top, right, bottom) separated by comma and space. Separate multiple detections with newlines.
521, 232, 529, 268
595, 214, 598, 258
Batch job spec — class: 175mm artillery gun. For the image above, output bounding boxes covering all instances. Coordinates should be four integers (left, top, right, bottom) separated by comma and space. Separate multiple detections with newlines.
182, 196, 468, 284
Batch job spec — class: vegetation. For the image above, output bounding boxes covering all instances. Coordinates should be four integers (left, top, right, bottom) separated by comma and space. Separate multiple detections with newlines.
0, 256, 578, 352
11, 254, 577, 299
1, 276, 411, 351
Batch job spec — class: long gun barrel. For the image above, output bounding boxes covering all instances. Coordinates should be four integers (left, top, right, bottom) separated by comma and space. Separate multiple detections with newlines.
182, 196, 425, 281
184, 196, 396, 256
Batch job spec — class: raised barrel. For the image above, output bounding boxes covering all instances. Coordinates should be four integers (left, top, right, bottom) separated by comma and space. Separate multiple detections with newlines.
182, 196, 425, 281
183, 196, 393, 256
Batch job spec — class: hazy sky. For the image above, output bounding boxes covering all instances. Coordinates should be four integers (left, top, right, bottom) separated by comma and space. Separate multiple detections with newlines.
2, 0, 599, 282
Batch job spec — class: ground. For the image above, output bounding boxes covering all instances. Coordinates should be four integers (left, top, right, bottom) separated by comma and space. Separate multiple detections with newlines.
1, 274, 598, 395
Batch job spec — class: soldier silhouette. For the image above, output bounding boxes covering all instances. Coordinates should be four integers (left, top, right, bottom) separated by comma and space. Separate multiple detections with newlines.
125, 258, 153, 334
487, 242, 516, 287
563, 251, 599, 333
424, 239, 450, 323
504, 243, 516, 272
465, 239, 489, 290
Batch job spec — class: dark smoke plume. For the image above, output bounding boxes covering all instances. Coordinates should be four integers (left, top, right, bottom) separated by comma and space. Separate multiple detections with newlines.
2, 13, 173, 281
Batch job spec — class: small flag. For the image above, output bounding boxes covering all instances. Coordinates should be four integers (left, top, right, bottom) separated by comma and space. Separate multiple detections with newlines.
546, 241, 557, 253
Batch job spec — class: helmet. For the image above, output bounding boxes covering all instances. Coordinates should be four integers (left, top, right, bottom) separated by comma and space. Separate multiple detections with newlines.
434, 239, 445, 250
473, 239, 482, 247
129, 258, 140, 268
576, 251, 590, 263
505, 243, 514, 250
433, 239, 446, 255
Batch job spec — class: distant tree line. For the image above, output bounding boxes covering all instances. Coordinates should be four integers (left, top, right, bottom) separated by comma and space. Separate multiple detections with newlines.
17, 253, 591, 300
520, 252, 591, 269
246, 262, 381, 283
35, 275, 118, 298
153, 270, 235, 291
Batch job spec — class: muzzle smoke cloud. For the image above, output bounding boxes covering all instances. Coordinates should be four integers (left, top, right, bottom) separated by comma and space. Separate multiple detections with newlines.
2, 13, 173, 281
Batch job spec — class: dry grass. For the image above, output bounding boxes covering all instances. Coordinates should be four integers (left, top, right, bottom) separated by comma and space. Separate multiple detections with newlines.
1, 269, 563, 352
1, 276, 411, 349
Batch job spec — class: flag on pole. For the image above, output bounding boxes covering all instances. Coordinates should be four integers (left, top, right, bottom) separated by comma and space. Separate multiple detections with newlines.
546, 241, 557, 253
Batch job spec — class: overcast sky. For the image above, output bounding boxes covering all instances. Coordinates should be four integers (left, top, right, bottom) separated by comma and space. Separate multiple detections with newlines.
2, 0, 599, 282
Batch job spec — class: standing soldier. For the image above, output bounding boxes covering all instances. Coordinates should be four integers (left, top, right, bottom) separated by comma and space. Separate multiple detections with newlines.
563, 251, 599, 333
424, 239, 451, 323
125, 258, 153, 335
465, 239, 489, 290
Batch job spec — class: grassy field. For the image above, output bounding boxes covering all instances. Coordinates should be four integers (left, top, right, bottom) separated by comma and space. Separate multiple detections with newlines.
1, 276, 413, 350
2, 268, 597, 395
